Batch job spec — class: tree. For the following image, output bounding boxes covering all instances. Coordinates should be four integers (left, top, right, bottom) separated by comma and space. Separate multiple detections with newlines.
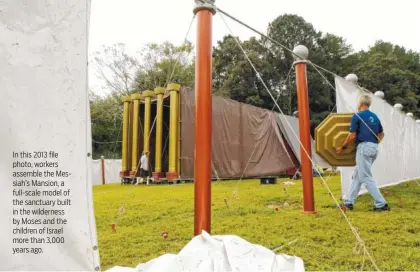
92, 43, 139, 95
132, 41, 195, 92
266, 14, 353, 129
89, 92, 123, 159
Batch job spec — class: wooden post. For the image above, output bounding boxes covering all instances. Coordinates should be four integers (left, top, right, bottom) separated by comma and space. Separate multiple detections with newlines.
166, 83, 181, 180
193, 0, 215, 235
120, 96, 131, 177
293, 45, 316, 214
142, 90, 155, 154
153, 87, 165, 179
101, 156, 105, 185
130, 93, 142, 176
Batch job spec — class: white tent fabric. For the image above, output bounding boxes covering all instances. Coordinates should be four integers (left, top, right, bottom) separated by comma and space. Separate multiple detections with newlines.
276, 114, 330, 169
335, 76, 420, 198
106, 231, 305, 272
91, 159, 123, 185
0, 0, 100, 270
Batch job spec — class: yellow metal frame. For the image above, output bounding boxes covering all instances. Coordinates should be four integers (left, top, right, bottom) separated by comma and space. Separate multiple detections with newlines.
315, 113, 356, 166
142, 90, 155, 153
130, 93, 142, 173
154, 87, 165, 173
121, 96, 131, 173
167, 83, 181, 175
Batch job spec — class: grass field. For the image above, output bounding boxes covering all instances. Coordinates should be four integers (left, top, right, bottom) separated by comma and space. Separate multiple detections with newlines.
93, 176, 420, 271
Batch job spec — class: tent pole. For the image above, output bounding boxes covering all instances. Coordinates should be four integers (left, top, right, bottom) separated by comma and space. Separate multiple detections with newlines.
293, 45, 316, 214
193, 0, 215, 235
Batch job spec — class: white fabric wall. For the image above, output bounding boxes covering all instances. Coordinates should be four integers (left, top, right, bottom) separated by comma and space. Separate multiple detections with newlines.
0, 0, 99, 270
335, 76, 420, 198
91, 159, 122, 185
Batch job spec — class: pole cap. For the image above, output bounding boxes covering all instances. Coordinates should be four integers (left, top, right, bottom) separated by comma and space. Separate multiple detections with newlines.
292, 45, 309, 60
142, 90, 155, 98
154, 87, 166, 95
193, 0, 216, 14
101, 156, 105, 159
130, 93, 142, 100
121, 96, 132, 103
345, 74, 358, 84
406, 112, 413, 118
393, 103, 403, 110
416, 120, 420, 124
374, 91, 384, 99
167, 83, 181, 92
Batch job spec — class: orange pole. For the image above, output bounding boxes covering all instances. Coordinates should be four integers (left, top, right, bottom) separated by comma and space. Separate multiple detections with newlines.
193, 1, 215, 236
293, 45, 316, 214
101, 156, 105, 185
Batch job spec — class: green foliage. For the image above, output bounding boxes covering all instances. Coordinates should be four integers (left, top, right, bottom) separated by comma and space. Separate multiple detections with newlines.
93, 177, 420, 271
90, 92, 123, 159
132, 41, 195, 92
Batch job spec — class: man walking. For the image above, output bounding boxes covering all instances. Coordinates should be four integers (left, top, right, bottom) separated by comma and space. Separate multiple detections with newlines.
139, 151, 150, 185
336, 94, 390, 211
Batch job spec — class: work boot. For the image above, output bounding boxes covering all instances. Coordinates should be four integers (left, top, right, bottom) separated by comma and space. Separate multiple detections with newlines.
373, 204, 390, 212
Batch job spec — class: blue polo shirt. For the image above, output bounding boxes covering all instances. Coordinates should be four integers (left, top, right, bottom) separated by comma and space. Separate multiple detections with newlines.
350, 110, 383, 145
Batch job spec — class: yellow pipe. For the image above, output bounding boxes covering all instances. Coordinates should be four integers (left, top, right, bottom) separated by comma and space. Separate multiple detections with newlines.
130, 93, 142, 173
142, 90, 155, 153
127, 102, 133, 173
167, 83, 181, 174
121, 96, 131, 173
154, 87, 165, 174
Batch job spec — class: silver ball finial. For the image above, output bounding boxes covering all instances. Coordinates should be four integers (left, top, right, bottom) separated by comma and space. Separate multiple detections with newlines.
292, 45, 309, 60
406, 112, 413, 118
374, 91, 384, 99
345, 74, 358, 84
293, 111, 299, 118
101, 155, 105, 159
393, 103, 403, 110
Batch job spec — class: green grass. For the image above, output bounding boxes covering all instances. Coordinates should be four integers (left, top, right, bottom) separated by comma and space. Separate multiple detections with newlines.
93, 176, 420, 271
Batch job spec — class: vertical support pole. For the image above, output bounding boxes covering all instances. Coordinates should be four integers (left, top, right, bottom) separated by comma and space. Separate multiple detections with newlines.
293, 45, 316, 214
130, 93, 142, 176
153, 87, 165, 179
120, 96, 131, 177
101, 155, 105, 185
142, 90, 155, 154
193, 0, 216, 235
166, 83, 181, 180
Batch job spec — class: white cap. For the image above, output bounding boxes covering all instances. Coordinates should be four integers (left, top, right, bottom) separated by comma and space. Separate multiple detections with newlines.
394, 103, 403, 110
292, 45, 309, 60
374, 91, 384, 99
345, 74, 358, 84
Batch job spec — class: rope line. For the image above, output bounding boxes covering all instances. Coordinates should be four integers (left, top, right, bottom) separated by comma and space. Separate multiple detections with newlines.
219, 12, 380, 271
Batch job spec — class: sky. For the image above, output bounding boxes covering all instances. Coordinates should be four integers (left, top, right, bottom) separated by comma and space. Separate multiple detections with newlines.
88, 0, 420, 94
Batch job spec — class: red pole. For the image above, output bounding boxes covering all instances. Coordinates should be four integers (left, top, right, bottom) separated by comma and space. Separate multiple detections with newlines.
193, 0, 215, 236
293, 45, 316, 214
101, 155, 105, 185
